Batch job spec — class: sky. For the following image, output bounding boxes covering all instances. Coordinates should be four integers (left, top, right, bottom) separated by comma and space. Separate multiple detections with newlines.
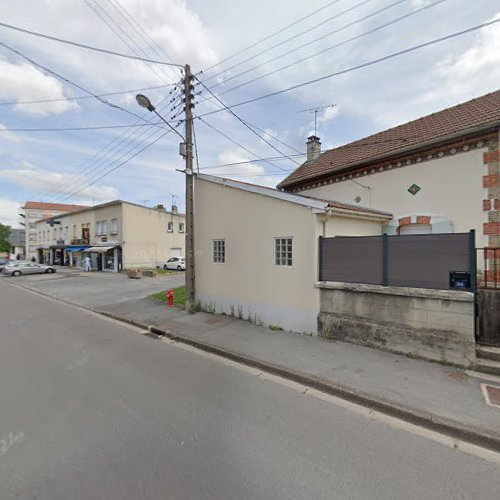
0, 0, 499, 227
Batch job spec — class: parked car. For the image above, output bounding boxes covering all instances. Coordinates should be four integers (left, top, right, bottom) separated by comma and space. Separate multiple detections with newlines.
163, 257, 185, 271
2, 261, 56, 276
0, 259, 10, 272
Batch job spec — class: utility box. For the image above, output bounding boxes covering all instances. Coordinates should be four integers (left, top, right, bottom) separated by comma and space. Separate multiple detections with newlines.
449, 271, 471, 290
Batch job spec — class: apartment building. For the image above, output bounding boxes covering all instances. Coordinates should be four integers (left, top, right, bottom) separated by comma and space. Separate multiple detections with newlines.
35, 200, 185, 271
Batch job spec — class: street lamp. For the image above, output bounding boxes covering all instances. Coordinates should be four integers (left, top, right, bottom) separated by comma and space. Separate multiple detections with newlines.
135, 69, 195, 311
136, 93, 155, 112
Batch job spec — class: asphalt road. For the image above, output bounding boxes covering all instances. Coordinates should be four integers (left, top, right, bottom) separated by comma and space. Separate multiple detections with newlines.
1, 280, 499, 500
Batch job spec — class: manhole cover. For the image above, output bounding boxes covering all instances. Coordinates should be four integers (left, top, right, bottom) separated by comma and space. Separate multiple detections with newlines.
445, 370, 467, 383
481, 384, 500, 409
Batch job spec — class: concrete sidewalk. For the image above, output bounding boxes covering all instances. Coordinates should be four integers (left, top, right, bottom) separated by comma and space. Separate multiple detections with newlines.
98, 297, 500, 451
6, 274, 500, 452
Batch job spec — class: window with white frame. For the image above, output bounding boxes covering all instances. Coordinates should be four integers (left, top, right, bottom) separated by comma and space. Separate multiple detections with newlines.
213, 239, 225, 263
96, 220, 107, 236
274, 237, 293, 266
110, 219, 118, 235
167, 221, 173, 232
179, 222, 185, 233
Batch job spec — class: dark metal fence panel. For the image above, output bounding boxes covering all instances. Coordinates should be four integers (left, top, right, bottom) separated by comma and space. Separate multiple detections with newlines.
320, 236, 383, 284
387, 233, 470, 289
319, 232, 473, 290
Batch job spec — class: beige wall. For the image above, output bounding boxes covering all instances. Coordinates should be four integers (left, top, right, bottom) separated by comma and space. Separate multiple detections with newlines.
35, 204, 123, 247
122, 203, 185, 268
301, 149, 487, 247
34, 202, 185, 269
194, 178, 386, 333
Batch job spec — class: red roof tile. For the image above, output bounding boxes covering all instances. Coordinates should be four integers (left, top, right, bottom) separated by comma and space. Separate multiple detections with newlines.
279, 90, 500, 190
23, 201, 89, 211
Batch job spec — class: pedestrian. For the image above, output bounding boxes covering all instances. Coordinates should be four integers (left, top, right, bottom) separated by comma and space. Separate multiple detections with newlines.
31, 256, 36, 263
84, 255, 91, 272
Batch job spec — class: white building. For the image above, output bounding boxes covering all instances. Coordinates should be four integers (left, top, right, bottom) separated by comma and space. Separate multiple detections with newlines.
278, 90, 500, 255
35, 200, 185, 272
194, 174, 391, 333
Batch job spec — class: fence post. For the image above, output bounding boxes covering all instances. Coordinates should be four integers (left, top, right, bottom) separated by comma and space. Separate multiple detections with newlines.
469, 229, 476, 293
318, 236, 323, 281
382, 233, 388, 286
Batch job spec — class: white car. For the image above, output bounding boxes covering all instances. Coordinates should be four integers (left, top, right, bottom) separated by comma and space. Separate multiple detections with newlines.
2, 261, 56, 276
163, 257, 185, 271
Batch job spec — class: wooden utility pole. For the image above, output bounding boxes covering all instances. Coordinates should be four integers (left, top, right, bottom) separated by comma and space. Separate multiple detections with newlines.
183, 64, 195, 311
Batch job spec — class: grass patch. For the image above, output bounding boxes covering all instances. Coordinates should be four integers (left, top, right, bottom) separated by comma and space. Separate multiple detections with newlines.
149, 285, 186, 306
147, 268, 177, 275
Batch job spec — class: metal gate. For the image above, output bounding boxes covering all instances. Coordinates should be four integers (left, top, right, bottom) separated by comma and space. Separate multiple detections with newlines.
476, 248, 500, 347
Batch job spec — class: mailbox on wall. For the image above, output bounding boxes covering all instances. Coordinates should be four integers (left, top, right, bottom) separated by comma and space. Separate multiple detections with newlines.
449, 271, 471, 290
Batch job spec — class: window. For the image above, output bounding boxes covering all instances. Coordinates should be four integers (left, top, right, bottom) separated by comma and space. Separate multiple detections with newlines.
73, 225, 77, 238
167, 221, 173, 232
213, 239, 225, 263
29, 222, 36, 229
96, 221, 107, 236
275, 237, 293, 266
110, 219, 118, 235
179, 222, 185, 233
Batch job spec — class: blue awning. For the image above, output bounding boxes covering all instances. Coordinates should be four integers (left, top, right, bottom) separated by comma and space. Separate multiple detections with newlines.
65, 246, 89, 252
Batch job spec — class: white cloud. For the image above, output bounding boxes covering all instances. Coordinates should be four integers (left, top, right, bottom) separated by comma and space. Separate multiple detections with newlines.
0, 163, 118, 203
0, 197, 22, 228
317, 105, 340, 125
0, 60, 78, 117
423, 12, 500, 104
0, 123, 22, 143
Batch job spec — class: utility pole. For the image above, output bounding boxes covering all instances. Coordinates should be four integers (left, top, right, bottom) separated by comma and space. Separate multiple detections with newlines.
183, 64, 195, 311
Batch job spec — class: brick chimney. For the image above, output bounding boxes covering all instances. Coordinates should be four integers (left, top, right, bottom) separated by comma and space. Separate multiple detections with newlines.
307, 135, 321, 161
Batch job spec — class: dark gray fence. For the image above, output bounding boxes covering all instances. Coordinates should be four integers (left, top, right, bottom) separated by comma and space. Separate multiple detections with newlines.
319, 231, 475, 291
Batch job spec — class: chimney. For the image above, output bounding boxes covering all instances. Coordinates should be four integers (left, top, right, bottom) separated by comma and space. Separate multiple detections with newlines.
171, 205, 178, 215
306, 135, 321, 161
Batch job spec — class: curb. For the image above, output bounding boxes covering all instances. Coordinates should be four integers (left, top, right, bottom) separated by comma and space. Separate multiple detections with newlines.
150, 324, 500, 454
4, 279, 500, 454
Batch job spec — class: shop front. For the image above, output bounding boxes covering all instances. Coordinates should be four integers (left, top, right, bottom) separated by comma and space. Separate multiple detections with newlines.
83, 246, 121, 272
65, 246, 91, 268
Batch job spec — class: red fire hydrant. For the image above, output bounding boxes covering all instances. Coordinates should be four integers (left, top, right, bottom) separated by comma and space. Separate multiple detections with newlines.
166, 289, 174, 307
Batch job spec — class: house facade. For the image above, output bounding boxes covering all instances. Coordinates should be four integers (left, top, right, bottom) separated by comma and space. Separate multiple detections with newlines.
8, 228, 25, 260
35, 200, 185, 271
278, 90, 500, 262
194, 174, 391, 333
21, 202, 89, 260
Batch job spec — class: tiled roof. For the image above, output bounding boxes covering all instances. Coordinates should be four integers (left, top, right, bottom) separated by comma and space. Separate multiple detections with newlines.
279, 89, 500, 189
23, 201, 89, 211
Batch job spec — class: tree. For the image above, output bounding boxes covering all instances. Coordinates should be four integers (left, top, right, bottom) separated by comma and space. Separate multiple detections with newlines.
154, 204, 166, 211
0, 223, 11, 253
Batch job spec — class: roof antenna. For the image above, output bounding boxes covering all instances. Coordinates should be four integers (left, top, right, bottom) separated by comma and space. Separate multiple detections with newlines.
298, 104, 336, 136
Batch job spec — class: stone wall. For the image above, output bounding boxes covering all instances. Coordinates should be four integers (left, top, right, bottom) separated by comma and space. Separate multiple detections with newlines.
317, 282, 476, 367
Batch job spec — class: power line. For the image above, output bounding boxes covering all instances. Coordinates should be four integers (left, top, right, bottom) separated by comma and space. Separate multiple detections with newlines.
0, 82, 176, 107
196, 18, 500, 119
0, 20, 183, 67
204, 0, 376, 83
212, 0, 429, 96
0, 40, 165, 126
58, 129, 173, 202
202, 0, 346, 74
196, 0, 443, 103
198, 117, 291, 173
33, 90, 182, 201
199, 154, 305, 171
197, 92, 304, 155
196, 78, 301, 165
106, 0, 178, 67
0, 122, 170, 132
